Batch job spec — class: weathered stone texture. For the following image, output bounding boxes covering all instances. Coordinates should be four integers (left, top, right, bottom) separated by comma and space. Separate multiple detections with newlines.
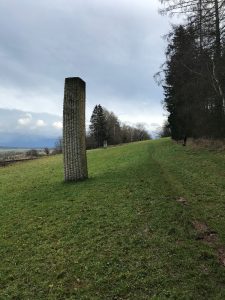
63, 77, 88, 181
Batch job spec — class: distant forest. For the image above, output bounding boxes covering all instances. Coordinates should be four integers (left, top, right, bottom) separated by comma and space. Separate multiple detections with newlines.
87, 105, 151, 149
157, 0, 225, 140
55, 105, 151, 153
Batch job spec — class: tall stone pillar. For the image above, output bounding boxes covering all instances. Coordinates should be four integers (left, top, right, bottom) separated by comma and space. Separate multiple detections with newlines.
63, 77, 88, 182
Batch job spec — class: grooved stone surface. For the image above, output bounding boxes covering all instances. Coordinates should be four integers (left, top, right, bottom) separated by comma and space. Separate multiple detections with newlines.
63, 77, 88, 181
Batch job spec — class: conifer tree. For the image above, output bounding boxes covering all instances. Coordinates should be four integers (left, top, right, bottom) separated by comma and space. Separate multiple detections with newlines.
89, 105, 107, 147
158, 0, 225, 139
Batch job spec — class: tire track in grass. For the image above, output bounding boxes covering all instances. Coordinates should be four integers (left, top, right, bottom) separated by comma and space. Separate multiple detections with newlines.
149, 140, 225, 269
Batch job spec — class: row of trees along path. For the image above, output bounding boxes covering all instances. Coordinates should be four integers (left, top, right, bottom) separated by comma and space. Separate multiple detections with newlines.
157, 0, 225, 140
87, 104, 151, 149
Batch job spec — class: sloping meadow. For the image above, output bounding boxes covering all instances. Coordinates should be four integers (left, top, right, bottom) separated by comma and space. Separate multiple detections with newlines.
0, 139, 225, 299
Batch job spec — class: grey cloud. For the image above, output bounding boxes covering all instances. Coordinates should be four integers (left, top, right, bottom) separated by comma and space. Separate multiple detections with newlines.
0, 0, 169, 140
0, 108, 62, 137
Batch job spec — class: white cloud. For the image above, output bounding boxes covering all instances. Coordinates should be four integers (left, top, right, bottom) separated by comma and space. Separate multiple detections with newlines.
36, 119, 46, 127
0, 108, 63, 138
52, 121, 63, 129
18, 113, 32, 126
150, 123, 160, 127
0, 86, 62, 115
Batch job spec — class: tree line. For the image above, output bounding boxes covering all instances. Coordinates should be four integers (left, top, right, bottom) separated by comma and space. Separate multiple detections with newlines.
54, 104, 151, 152
87, 105, 151, 149
157, 0, 225, 140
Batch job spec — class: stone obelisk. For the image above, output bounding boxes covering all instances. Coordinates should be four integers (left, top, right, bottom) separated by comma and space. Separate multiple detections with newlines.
63, 77, 88, 182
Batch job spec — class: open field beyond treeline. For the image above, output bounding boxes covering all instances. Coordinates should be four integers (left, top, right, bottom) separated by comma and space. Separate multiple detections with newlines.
1, 139, 225, 299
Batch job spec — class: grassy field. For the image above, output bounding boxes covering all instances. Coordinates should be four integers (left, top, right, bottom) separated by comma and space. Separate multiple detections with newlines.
0, 138, 225, 299
0, 148, 30, 153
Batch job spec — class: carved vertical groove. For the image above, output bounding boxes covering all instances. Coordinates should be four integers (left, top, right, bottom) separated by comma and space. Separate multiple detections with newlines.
63, 77, 88, 182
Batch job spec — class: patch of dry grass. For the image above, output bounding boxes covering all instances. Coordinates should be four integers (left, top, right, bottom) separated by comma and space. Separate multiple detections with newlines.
187, 138, 225, 150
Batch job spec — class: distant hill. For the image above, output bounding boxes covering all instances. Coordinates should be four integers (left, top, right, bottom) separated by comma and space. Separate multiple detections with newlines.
0, 108, 62, 148
0, 133, 57, 148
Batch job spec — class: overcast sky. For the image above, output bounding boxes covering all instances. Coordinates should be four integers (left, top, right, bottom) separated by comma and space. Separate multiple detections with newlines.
0, 0, 170, 140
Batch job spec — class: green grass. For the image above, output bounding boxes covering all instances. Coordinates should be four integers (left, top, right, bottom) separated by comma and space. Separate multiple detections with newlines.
0, 139, 225, 299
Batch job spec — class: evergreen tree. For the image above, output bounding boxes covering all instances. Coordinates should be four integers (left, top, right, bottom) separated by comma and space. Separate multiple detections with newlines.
158, 0, 225, 139
89, 105, 107, 147
164, 26, 198, 139
162, 25, 216, 139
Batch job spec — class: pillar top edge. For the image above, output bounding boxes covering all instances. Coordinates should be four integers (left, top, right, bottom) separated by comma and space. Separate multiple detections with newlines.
65, 77, 85, 83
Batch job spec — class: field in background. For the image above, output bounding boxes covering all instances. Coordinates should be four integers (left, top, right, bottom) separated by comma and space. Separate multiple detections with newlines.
0, 149, 33, 165
0, 148, 51, 163
0, 139, 225, 299
0, 148, 33, 152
